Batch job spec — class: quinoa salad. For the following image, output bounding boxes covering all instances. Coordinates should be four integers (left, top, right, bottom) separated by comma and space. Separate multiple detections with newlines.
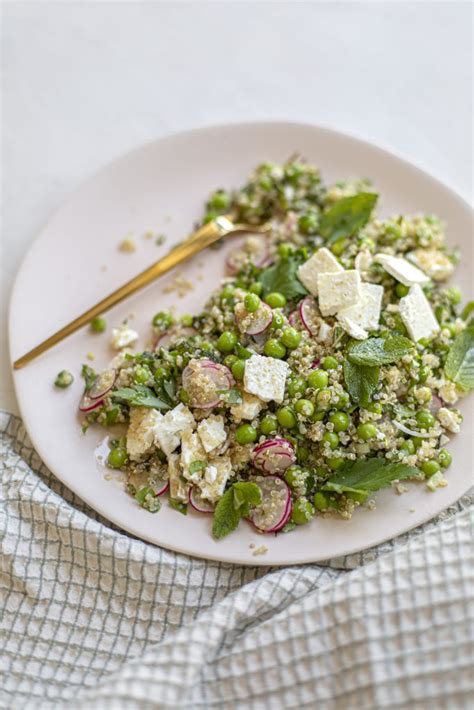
63, 160, 474, 539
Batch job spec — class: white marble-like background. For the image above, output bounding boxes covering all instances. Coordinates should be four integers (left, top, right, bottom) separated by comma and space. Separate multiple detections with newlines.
2, 0, 472, 414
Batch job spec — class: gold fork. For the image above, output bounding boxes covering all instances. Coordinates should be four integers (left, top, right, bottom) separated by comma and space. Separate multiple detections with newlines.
13, 215, 270, 369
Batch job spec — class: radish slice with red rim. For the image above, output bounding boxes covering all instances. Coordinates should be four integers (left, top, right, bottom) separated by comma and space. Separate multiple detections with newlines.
299, 296, 320, 336
189, 487, 215, 513
240, 303, 273, 336
288, 310, 302, 328
249, 476, 292, 533
155, 326, 197, 351
226, 235, 269, 274
252, 438, 296, 475
79, 394, 105, 413
89, 369, 117, 400
182, 359, 234, 408
155, 480, 170, 496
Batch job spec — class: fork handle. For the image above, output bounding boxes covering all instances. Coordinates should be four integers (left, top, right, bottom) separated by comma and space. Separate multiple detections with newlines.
13, 217, 232, 369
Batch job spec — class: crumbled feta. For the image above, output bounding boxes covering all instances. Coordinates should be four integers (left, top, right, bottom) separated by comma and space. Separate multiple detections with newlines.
197, 415, 227, 453
155, 403, 195, 456
399, 284, 440, 342
437, 407, 461, 434
168, 452, 189, 502
426, 471, 448, 491
297, 247, 343, 295
230, 393, 264, 422
337, 283, 384, 339
375, 254, 430, 286
198, 456, 232, 502
180, 428, 207, 483
110, 325, 139, 350
438, 382, 459, 405
126, 406, 162, 461
243, 354, 290, 403
317, 270, 362, 316
407, 249, 454, 281
317, 321, 332, 343
354, 250, 373, 274
108, 349, 133, 369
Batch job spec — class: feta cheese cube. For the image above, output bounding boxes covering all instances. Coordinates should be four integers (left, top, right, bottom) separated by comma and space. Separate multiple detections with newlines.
180, 428, 206, 483
317, 270, 362, 316
197, 415, 227, 453
110, 325, 139, 350
317, 322, 332, 343
375, 254, 430, 286
437, 407, 461, 434
297, 248, 343, 295
168, 452, 189, 502
154, 403, 195, 456
354, 250, 373, 274
337, 283, 384, 339
126, 406, 163, 461
230, 393, 264, 422
243, 354, 290, 403
399, 284, 440, 342
198, 456, 232, 503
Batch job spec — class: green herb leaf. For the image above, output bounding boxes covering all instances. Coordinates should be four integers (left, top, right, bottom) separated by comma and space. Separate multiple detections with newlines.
319, 192, 378, 244
348, 336, 413, 366
112, 385, 172, 410
343, 360, 379, 407
217, 387, 243, 405
212, 482, 262, 540
444, 326, 474, 392
259, 256, 308, 300
323, 458, 421, 496
189, 460, 206, 475
162, 379, 176, 402
169, 499, 188, 515
81, 364, 97, 392
281, 522, 297, 534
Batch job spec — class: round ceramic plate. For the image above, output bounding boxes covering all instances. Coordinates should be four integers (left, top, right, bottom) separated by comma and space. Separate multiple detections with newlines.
9, 122, 473, 566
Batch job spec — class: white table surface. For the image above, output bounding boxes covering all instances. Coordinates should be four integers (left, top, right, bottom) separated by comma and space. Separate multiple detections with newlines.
2, 1, 472, 416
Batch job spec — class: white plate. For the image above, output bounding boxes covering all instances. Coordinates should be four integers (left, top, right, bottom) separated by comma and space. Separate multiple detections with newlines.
9, 122, 473, 566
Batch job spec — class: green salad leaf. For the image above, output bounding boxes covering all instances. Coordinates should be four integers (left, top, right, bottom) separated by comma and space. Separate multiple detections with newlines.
169, 499, 187, 515
348, 336, 413, 366
343, 360, 380, 407
259, 256, 308, 300
212, 482, 262, 540
444, 326, 474, 392
112, 385, 172, 410
319, 192, 378, 244
323, 459, 420, 496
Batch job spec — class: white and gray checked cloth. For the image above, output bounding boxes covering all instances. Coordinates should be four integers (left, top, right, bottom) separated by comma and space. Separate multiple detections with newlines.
0, 410, 473, 709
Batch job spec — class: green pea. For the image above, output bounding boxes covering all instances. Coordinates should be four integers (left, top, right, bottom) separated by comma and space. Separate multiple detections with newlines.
277, 243, 293, 258
416, 409, 435, 429
335, 392, 350, 410
152, 311, 173, 329
107, 447, 128, 469
284, 465, 302, 488
329, 411, 349, 432
271, 312, 285, 330
216, 331, 237, 353
438, 448, 452, 469
322, 356, 338, 370
249, 282, 263, 296
90, 316, 106, 333
307, 370, 329, 390
287, 376, 307, 397
154, 366, 167, 380
296, 445, 310, 464
263, 339, 286, 359
367, 402, 383, 415
208, 189, 230, 211
277, 407, 297, 429
224, 354, 239, 368
444, 286, 461, 305
221, 284, 235, 300
357, 423, 377, 440
330, 238, 347, 256
236, 344, 253, 360
298, 212, 318, 235
395, 283, 410, 298
313, 492, 329, 511
311, 410, 326, 421
422, 460, 441, 477
179, 388, 190, 404
235, 424, 258, 445
316, 388, 332, 410
134, 366, 150, 384
323, 432, 339, 450
180, 314, 193, 327
280, 327, 302, 350
417, 367, 429, 384
295, 399, 315, 417
244, 292, 261, 313
400, 439, 415, 454
327, 457, 344, 471
291, 498, 314, 525
265, 292, 287, 309
54, 370, 74, 388
260, 414, 278, 435
231, 360, 246, 381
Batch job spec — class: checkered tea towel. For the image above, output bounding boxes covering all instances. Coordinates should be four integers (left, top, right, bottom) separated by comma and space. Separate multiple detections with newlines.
1, 411, 473, 709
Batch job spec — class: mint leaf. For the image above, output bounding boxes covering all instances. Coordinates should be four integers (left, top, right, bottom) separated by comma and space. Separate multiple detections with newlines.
169, 499, 187, 515
323, 458, 420, 495
444, 326, 474, 392
212, 482, 262, 540
343, 360, 379, 407
112, 386, 171, 410
320, 192, 378, 244
259, 256, 308, 300
348, 336, 413, 366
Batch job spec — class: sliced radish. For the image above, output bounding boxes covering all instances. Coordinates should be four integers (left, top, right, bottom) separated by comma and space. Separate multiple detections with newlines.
311, 358, 321, 369
299, 296, 320, 336
155, 480, 170, 496
89, 369, 117, 400
252, 438, 296, 475
249, 476, 292, 533
226, 235, 269, 274
240, 303, 273, 336
182, 359, 234, 408
155, 326, 197, 350
430, 394, 444, 413
288, 310, 302, 328
189, 487, 214, 513
79, 394, 105, 412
